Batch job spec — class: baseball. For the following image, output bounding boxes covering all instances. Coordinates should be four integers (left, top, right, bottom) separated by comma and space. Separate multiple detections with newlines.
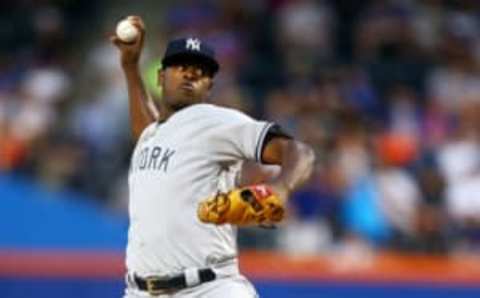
116, 19, 139, 43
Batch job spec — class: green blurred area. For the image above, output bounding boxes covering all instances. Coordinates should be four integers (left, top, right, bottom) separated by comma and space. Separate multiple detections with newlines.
144, 58, 163, 100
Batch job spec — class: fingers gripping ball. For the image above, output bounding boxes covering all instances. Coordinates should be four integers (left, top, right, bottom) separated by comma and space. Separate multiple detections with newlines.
116, 19, 139, 43
198, 185, 285, 226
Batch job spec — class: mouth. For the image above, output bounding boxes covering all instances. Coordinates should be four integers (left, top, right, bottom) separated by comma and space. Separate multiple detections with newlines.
180, 82, 195, 93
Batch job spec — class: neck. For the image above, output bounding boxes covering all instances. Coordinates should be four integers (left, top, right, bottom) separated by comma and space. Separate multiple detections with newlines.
157, 102, 175, 122
158, 100, 197, 122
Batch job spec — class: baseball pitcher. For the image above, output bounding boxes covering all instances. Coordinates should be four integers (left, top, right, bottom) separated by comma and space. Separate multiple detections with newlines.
111, 16, 315, 298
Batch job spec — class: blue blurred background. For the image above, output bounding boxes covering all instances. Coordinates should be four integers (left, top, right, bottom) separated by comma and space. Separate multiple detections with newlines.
2, 0, 480, 297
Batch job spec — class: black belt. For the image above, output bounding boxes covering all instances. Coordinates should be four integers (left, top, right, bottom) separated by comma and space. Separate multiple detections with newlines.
133, 268, 216, 295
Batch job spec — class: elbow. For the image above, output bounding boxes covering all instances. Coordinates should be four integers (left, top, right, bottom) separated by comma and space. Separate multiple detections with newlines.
296, 141, 316, 167
288, 140, 316, 187
131, 123, 145, 141
300, 143, 316, 183
290, 141, 316, 181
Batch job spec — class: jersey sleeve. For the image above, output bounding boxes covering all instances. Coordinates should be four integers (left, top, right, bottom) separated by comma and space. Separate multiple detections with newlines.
209, 107, 274, 163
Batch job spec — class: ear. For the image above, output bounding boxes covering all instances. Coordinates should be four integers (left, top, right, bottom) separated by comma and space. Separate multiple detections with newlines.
207, 78, 213, 90
157, 69, 165, 86
205, 79, 214, 100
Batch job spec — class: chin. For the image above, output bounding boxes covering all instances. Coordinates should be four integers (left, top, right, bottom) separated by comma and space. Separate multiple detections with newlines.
169, 97, 201, 111
170, 102, 190, 111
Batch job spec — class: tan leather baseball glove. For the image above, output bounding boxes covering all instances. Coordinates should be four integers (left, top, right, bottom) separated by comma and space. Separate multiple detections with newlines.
197, 184, 285, 227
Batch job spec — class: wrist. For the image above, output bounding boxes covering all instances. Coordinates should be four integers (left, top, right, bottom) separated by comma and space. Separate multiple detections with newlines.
121, 59, 140, 69
268, 180, 291, 202
270, 177, 293, 193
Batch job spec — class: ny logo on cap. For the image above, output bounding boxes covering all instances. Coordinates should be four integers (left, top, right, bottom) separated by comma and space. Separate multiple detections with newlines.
186, 38, 201, 51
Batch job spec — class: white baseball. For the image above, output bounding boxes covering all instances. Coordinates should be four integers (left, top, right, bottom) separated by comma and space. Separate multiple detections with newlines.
116, 19, 139, 43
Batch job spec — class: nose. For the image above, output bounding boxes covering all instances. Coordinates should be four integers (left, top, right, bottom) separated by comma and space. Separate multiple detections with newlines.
182, 66, 198, 80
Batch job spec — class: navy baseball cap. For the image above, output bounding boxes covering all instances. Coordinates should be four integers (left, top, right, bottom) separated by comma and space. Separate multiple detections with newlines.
161, 37, 219, 75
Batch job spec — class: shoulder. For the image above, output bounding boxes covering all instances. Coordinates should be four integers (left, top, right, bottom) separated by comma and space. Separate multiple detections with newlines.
183, 103, 255, 124
135, 121, 158, 144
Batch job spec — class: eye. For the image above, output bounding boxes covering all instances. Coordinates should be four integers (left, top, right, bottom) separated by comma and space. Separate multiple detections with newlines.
172, 64, 183, 72
195, 68, 204, 77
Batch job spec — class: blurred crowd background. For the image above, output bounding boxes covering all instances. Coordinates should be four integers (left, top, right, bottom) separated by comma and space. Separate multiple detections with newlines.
2, 0, 480, 258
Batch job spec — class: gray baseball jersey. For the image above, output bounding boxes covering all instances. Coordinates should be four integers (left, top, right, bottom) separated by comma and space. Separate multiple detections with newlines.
126, 103, 273, 276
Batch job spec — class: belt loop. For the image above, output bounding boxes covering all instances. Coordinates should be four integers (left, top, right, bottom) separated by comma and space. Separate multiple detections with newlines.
126, 273, 135, 288
184, 268, 201, 287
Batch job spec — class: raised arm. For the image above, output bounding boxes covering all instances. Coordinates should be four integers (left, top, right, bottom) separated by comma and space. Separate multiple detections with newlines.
111, 16, 159, 141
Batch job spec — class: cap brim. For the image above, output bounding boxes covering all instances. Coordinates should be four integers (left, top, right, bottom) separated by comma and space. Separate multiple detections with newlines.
162, 53, 219, 75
